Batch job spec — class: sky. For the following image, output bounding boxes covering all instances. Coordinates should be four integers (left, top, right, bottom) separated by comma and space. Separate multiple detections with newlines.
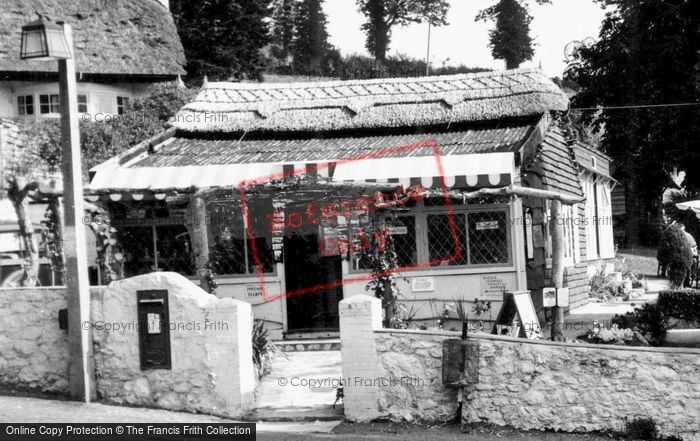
324, 0, 607, 77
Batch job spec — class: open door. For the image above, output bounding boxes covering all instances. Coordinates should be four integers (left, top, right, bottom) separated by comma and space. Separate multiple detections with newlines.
284, 224, 343, 334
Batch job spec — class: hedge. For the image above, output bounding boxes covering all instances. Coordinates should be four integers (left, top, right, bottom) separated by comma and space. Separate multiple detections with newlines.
657, 289, 700, 322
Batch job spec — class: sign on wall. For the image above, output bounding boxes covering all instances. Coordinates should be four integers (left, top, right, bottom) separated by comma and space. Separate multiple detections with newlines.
480, 274, 507, 300
411, 277, 435, 292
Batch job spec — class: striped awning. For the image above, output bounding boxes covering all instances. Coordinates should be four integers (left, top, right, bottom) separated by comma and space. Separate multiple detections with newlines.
86, 152, 514, 200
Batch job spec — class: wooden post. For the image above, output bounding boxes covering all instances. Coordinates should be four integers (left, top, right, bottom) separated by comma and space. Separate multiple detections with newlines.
550, 199, 565, 341
59, 23, 95, 401
188, 195, 210, 291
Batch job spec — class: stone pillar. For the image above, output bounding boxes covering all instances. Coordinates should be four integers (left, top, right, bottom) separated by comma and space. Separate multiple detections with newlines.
339, 294, 383, 421
207, 297, 256, 416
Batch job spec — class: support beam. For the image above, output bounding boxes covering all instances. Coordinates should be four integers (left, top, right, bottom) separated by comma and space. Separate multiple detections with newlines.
427, 185, 584, 206
549, 199, 566, 341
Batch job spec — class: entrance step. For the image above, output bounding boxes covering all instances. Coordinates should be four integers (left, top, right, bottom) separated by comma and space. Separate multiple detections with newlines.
246, 351, 344, 422
275, 339, 341, 352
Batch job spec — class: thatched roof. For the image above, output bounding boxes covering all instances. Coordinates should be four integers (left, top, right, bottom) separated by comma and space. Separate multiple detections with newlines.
134, 123, 533, 168
0, 0, 185, 77
172, 69, 568, 134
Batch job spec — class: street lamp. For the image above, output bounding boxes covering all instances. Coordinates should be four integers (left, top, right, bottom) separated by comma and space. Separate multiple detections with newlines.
20, 16, 94, 402
20, 15, 72, 60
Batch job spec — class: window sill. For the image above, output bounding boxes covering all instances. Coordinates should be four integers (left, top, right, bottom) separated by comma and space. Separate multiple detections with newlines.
349, 264, 516, 277
214, 275, 281, 284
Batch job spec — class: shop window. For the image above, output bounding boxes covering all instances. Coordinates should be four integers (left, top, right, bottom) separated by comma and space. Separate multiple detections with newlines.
207, 198, 274, 275
17, 95, 34, 115
388, 216, 418, 267
427, 213, 467, 266
119, 225, 195, 277
77, 94, 88, 113
39, 94, 60, 114
468, 211, 509, 264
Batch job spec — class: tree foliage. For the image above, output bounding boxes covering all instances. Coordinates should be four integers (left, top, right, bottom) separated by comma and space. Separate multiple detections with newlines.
24, 82, 197, 182
271, 0, 296, 61
477, 0, 550, 69
291, 0, 333, 74
171, 0, 273, 83
356, 0, 450, 62
565, 0, 700, 245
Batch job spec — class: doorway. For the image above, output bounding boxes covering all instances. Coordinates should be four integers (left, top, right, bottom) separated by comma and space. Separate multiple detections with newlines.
284, 225, 343, 334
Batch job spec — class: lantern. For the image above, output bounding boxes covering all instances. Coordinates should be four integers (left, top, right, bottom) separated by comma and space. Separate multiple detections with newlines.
20, 16, 71, 60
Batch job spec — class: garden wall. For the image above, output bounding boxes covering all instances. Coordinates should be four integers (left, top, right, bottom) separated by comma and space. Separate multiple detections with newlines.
0, 287, 73, 393
340, 295, 700, 441
0, 272, 256, 418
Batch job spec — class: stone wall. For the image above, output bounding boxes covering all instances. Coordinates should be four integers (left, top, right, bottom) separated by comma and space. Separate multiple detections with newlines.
91, 272, 256, 418
340, 295, 700, 441
0, 287, 69, 393
0, 272, 256, 419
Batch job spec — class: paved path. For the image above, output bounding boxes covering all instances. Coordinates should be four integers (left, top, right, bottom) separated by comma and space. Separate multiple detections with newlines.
0, 395, 339, 434
245, 350, 344, 421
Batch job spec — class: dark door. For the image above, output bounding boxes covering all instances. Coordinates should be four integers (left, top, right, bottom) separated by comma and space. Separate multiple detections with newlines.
284, 228, 343, 331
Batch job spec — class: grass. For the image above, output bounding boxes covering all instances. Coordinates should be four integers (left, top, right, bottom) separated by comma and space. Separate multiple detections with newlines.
617, 247, 659, 277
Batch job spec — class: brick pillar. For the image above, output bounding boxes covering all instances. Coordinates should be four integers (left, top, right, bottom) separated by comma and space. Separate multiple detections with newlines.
339, 294, 383, 422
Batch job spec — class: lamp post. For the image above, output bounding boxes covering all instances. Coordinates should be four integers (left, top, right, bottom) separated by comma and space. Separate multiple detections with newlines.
20, 16, 95, 401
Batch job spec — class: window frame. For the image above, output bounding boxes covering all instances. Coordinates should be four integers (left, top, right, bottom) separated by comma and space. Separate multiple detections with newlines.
39, 93, 60, 114
77, 94, 89, 113
116, 96, 129, 115
350, 200, 513, 274
206, 198, 277, 278
17, 95, 34, 116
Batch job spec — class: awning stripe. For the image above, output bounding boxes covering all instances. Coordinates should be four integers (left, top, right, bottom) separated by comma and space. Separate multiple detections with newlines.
86, 153, 515, 197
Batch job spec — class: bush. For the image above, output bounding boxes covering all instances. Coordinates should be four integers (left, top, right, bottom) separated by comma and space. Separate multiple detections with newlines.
657, 289, 700, 322
612, 303, 667, 346
657, 223, 693, 288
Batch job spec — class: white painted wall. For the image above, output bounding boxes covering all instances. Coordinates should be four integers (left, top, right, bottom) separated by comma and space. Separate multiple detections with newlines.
0, 81, 152, 119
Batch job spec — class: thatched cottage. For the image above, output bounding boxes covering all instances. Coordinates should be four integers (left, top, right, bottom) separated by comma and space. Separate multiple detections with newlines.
87, 69, 615, 338
0, 0, 184, 119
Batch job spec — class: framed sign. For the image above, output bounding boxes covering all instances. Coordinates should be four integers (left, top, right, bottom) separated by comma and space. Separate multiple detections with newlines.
411, 277, 435, 292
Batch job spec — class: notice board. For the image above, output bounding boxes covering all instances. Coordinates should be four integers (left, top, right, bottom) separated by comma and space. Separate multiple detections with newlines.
491, 290, 542, 340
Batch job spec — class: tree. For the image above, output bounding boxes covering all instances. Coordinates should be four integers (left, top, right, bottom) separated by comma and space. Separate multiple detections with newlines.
271, 0, 296, 62
356, 0, 449, 63
5, 83, 197, 286
477, 0, 550, 70
565, 0, 700, 246
171, 0, 272, 83
291, 0, 331, 74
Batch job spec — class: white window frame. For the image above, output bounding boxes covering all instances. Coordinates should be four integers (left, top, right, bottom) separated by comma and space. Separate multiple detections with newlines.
350, 200, 513, 273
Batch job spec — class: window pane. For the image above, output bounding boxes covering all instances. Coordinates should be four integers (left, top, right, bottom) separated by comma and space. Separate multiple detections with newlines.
50, 94, 60, 113
120, 227, 156, 277
207, 198, 275, 275
468, 211, 509, 264
77, 94, 88, 113
427, 213, 467, 266
155, 225, 195, 276
387, 216, 417, 266
39, 94, 50, 114
245, 198, 275, 274
208, 201, 247, 275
